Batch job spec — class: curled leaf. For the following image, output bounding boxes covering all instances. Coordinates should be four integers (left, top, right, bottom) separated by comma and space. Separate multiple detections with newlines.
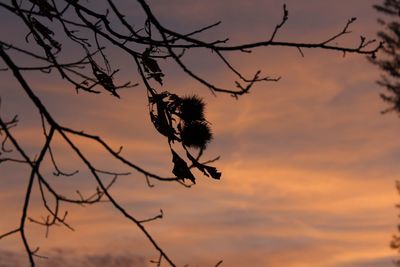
186, 151, 221, 180
89, 58, 119, 97
29, 0, 56, 20
171, 150, 195, 183
142, 48, 164, 85
149, 93, 176, 140
204, 165, 221, 180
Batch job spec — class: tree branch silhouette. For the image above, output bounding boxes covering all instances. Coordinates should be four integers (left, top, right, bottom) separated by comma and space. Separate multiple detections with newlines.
370, 1, 400, 266
0, 1, 382, 266
370, 0, 400, 114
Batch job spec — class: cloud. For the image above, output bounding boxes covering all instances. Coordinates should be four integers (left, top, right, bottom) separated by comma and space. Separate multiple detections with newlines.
0, 250, 147, 267
0, 1, 398, 267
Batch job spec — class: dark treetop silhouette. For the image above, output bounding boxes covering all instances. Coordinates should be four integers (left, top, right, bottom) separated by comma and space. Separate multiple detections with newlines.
371, 0, 400, 114
372, 1, 400, 265
0, 1, 382, 266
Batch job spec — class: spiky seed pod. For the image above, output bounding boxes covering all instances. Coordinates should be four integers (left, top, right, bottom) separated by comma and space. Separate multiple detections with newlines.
179, 95, 205, 122
181, 121, 212, 149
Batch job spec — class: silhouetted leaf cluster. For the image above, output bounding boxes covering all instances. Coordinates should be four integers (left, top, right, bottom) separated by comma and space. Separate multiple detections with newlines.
372, 0, 400, 114
149, 92, 219, 183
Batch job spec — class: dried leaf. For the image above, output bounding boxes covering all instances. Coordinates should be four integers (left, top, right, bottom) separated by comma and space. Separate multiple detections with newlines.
150, 95, 175, 139
142, 48, 164, 85
204, 165, 221, 180
149, 72, 164, 85
90, 60, 119, 97
29, 0, 56, 20
143, 57, 161, 73
171, 150, 195, 183
186, 151, 221, 180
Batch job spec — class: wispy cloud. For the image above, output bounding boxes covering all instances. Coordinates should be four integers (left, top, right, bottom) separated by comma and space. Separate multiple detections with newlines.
0, 0, 398, 266
0, 250, 147, 267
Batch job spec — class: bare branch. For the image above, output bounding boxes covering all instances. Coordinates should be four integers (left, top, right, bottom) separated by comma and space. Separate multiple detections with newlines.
0, 1, 384, 266
0, 228, 20, 240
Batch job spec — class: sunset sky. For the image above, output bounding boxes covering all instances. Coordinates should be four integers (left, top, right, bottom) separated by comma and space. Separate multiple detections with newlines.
1, 0, 400, 266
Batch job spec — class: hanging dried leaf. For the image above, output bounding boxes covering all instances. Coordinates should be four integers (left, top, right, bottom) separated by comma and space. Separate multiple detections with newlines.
171, 149, 195, 183
204, 165, 221, 180
29, 0, 56, 20
149, 93, 176, 140
186, 151, 221, 180
142, 48, 164, 85
90, 59, 119, 97
31, 18, 61, 51
149, 72, 165, 85
143, 56, 161, 73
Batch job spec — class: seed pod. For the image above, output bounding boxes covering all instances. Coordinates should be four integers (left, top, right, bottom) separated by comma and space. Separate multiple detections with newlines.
181, 121, 212, 149
179, 95, 205, 122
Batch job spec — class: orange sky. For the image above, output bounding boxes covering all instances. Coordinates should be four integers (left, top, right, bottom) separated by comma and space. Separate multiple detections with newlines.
1, 0, 399, 266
